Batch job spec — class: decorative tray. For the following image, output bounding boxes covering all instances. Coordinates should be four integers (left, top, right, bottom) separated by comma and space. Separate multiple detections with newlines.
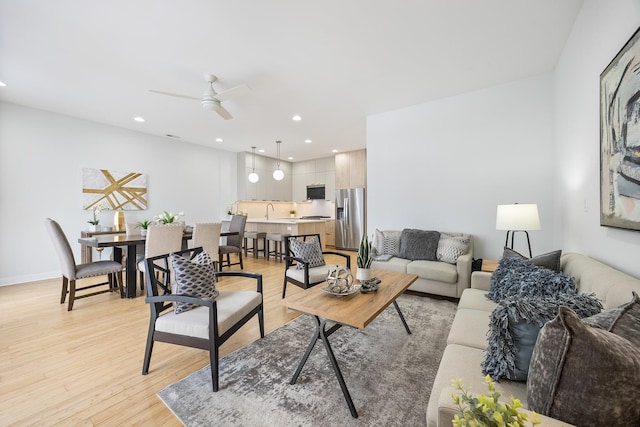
320, 284, 361, 296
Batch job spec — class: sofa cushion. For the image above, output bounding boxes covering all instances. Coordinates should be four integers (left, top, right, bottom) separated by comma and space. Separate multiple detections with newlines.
482, 293, 602, 381
407, 260, 457, 283
399, 229, 440, 261
457, 288, 498, 311
437, 233, 470, 264
527, 307, 640, 427
487, 257, 576, 303
446, 308, 491, 349
170, 250, 219, 314
371, 257, 411, 273
583, 291, 640, 346
503, 247, 562, 272
373, 229, 401, 257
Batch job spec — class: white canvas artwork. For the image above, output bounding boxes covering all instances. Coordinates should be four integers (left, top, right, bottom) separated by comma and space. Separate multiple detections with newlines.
82, 168, 147, 210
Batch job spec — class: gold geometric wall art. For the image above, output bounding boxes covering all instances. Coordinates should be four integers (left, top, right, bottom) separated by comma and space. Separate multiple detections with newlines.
82, 168, 147, 211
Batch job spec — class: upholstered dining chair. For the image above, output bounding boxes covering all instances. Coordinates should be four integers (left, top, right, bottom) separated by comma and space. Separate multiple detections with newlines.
282, 233, 351, 298
192, 222, 222, 271
142, 247, 264, 392
44, 218, 124, 311
137, 224, 184, 294
219, 214, 247, 270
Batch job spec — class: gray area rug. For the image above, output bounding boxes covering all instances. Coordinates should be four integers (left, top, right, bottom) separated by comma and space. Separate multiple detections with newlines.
158, 294, 457, 426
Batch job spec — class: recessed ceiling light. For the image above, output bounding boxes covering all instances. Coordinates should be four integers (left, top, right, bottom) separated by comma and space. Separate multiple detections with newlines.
258, 149, 265, 153
287, 156, 293, 160
0, 81, 6, 87
332, 149, 338, 153
215, 138, 223, 142
305, 139, 312, 144
292, 115, 302, 121
133, 116, 145, 123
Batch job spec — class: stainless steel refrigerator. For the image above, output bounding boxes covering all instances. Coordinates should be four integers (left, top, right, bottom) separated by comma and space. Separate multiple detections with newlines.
335, 188, 365, 250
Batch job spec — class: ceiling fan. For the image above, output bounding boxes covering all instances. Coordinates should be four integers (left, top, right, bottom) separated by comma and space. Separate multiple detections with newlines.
149, 74, 250, 120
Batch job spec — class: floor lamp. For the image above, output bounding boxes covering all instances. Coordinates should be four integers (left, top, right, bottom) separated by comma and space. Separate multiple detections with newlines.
496, 204, 540, 258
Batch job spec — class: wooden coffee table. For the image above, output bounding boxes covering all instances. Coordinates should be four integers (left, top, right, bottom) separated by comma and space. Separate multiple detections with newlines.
282, 269, 418, 418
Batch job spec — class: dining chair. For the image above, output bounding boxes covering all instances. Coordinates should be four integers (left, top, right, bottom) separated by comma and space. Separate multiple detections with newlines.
219, 214, 247, 270
282, 233, 351, 298
137, 224, 184, 294
142, 247, 264, 392
192, 223, 222, 270
44, 218, 124, 311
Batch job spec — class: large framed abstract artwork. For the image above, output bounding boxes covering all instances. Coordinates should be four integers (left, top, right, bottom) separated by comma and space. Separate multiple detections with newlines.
600, 26, 640, 231
82, 168, 147, 211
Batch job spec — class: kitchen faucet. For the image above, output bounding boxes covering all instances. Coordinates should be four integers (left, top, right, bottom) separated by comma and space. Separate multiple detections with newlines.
265, 203, 274, 220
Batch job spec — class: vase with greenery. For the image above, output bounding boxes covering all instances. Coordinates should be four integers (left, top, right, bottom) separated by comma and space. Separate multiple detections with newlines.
136, 219, 152, 236
87, 203, 108, 232
451, 376, 540, 427
356, 234, 372, 281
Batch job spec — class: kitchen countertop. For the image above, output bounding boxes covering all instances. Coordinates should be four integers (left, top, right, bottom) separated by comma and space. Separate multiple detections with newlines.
246, 218, 332, 224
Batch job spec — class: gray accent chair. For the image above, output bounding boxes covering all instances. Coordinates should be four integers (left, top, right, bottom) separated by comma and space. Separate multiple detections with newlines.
282, 233, 351, 298
142, 247, 264, 391
219, 214, 247, 270
44, 218, 123, 311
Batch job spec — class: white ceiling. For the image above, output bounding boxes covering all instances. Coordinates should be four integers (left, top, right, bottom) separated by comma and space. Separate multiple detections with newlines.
0, 0, 582, 162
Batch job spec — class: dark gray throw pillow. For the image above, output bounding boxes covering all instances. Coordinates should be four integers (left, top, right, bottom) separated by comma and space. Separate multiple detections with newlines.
502, 247, 562, 272
583, 291, 640, 346
398, 229, 440, 261
486, 257, 576, 303
171, 250, 219, 314
482, 293, 602, 381
527, 307, 640, 427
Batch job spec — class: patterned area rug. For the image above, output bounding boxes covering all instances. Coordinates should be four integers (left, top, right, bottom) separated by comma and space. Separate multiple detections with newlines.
158, 294, 457, 426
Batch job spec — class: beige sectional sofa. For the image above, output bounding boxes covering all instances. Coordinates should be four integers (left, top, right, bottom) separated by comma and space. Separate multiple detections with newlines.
427, 252, 640, 427
371, 230, 473, 298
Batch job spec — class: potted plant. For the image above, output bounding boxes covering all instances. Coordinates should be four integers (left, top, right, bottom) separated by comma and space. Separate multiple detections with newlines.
289, 209, 296, 218
136, 219, 152, 236
87, 203, 108, 232
356, 234, 373, 281
155, 211, 184, 225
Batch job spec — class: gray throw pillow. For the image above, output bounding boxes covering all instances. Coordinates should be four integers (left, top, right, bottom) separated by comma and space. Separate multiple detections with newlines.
482, 293, 603, 381
398, 229, 440, 261
171, 250, 219, 314
436, 233, 470, 264
502, 247, 562, 272
486, 257, 576, 303
583, 291, 640, 346
373, 229, 401, 257
527, 307, 640, 427
288, 236, 325, 270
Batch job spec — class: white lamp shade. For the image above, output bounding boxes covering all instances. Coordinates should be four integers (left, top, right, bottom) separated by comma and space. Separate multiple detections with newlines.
248, 172, 259, 183
273, 169, 284, 181
496, 204, 540, 231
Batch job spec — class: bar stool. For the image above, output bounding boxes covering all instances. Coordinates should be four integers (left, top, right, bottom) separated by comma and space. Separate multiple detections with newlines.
244, 231, 267, 258
266, 233, 290, 262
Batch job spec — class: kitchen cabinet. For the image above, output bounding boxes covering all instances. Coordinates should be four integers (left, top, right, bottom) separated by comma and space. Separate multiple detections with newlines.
325, 219, 335, 247
239, 152, 292, 201
291, 157, 335, 201
335, 149, 366, 189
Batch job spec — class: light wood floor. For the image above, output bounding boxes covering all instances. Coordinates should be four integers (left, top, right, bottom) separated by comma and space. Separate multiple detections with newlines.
0, 251, 356, 426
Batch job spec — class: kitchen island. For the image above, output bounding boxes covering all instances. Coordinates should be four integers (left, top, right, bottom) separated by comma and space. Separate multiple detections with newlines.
245, 218, 329, 248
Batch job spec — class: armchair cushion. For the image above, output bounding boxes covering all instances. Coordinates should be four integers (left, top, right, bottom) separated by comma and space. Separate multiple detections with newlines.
286, 265, 331, 285
155, 290, 263, 338
171, 250, 218, 314
289, 236, 325, 269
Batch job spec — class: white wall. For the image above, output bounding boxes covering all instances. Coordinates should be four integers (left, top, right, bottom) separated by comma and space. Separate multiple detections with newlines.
0, 102, 237, 285
367, 74, 556, 260
554, 0, 640, 276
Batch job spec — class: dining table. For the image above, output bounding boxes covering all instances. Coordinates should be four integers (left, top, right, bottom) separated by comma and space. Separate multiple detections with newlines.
78, 231, 238, 298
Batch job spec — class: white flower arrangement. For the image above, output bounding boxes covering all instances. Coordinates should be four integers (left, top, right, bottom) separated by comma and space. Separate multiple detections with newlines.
155, 211, 184, 225
87, 203, 109, 225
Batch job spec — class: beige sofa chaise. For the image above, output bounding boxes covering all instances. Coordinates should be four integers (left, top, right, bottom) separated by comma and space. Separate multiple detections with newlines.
426, 252, 640, 427
371, 230, 473, 298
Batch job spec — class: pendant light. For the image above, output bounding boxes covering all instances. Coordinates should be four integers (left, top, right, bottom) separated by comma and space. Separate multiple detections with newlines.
248, 146, 259, 183
273, 140, 284, 181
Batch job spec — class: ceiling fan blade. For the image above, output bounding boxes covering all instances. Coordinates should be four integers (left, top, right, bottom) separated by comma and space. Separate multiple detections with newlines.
148, 89, 200, 101
214, 104, 233, 120
213, 84, 251, 102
